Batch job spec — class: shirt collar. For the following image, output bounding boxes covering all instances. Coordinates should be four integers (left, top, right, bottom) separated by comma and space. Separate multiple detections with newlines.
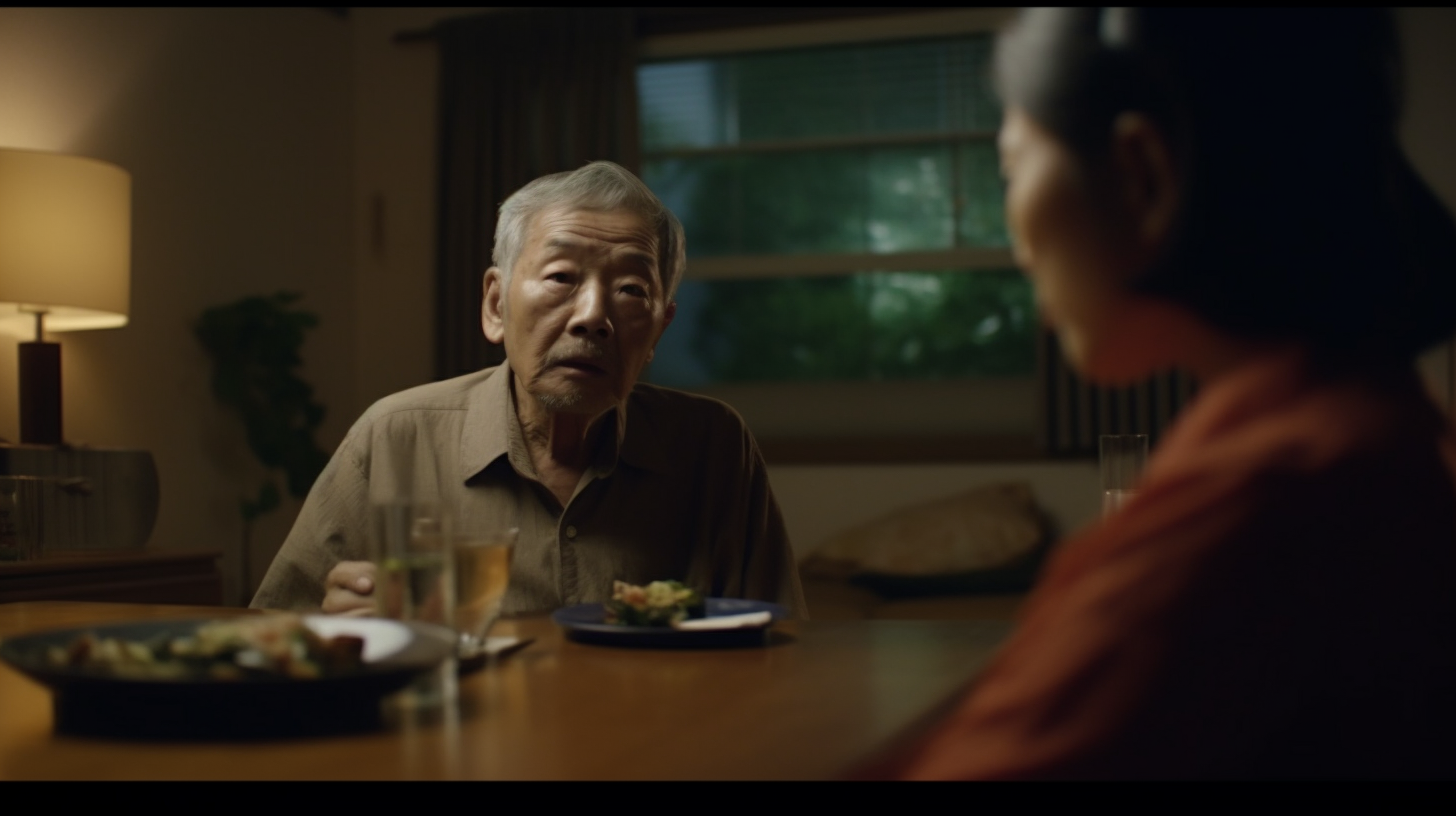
459, 361, 514, 483
459, 360, 674, 484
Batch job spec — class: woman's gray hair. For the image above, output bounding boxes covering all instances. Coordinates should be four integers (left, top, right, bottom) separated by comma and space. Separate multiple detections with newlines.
492, 161, 686, 301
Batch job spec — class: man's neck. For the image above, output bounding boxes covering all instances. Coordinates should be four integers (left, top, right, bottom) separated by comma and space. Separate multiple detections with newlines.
511, 375, 612, 486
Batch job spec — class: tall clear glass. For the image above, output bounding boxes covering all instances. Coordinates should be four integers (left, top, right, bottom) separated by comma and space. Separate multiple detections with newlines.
368, 499, 455, 629
1100, 434, 1149, 516
368, 498, 457, 708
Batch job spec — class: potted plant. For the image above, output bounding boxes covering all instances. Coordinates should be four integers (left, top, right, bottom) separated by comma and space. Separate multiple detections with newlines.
195, 292, 330, 606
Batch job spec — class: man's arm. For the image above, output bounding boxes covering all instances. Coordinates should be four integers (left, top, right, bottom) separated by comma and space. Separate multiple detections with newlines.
724, 414, 809, 618
250, 429, 372, 612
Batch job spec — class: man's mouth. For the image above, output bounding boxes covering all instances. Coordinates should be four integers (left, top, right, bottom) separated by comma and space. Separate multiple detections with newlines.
554, 358, 607, 376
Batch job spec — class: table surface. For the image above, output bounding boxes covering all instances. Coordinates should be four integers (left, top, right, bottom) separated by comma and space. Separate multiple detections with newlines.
0, 601, 1011, 780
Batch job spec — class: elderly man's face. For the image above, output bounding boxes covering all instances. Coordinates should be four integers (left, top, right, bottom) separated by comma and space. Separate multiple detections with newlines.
482, 207, 675, 417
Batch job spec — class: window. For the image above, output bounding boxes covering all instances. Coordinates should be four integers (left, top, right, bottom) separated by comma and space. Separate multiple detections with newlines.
635, 13, 1040, 457
633, 10, 1205, 460
637, 12, 1036, 460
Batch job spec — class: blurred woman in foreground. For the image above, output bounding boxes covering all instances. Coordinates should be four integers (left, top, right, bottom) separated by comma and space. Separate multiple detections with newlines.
875, 9, 1456, 779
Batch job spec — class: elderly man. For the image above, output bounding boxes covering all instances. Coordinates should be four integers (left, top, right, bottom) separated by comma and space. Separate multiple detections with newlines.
252, 162, 806, 618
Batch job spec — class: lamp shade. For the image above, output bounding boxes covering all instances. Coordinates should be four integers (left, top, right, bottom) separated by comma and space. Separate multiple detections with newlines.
0, 148, 130, 335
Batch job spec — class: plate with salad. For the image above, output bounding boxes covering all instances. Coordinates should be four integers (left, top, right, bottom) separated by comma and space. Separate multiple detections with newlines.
551, 580, 788, 648
0, 614, 456, 738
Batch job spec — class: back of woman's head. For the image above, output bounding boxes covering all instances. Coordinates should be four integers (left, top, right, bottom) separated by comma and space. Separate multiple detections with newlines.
995, 8, 1456, 362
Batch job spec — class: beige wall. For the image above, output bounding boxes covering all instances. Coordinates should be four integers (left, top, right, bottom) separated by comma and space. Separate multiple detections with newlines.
771, 461, 1102, 560
0, 9, 353, 603
349, 8, 492, 414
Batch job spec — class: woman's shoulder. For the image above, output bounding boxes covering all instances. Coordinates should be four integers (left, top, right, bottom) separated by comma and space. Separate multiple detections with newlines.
1041, 357, 1456, 611
1150, 354, 1450, 491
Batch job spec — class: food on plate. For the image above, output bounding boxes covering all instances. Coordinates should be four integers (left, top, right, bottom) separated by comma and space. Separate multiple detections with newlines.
605, 580, 705, 627
44, 614, 365, 680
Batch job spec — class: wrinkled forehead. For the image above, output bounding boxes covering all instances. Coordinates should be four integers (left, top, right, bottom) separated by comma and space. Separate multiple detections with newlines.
525, 206, 660, 272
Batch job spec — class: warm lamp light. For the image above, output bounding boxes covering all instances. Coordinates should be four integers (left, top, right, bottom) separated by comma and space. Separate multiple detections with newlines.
0, 148, 130, 445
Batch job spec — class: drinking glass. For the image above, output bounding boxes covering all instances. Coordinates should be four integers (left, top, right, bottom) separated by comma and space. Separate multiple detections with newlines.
452, 526, 517, 657
367, 498, 458, 708
367, 499, 455, 629
1100, 434, 1149, 516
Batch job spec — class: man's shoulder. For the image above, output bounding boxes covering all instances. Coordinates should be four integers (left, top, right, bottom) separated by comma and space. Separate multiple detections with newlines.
628, 381, 750, 431
360, 366, 502, 422
621, 382, 763, 473
338, 367, 504, 455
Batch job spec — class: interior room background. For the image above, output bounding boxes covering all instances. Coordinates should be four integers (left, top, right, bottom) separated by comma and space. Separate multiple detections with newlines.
0, 7, 1452, 603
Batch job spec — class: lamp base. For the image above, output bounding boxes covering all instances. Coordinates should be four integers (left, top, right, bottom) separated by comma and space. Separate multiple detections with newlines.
19, 341, 61, 446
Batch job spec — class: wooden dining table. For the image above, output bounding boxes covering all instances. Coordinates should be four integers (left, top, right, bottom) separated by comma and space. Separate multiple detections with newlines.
0, 601, 1012, 780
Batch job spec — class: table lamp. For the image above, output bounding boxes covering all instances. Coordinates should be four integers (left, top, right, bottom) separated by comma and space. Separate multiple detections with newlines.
0, 148, 153, 562
0, 147, 130, 445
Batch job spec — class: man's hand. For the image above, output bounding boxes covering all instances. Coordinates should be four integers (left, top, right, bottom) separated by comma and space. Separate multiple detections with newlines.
323, 561, 379, 616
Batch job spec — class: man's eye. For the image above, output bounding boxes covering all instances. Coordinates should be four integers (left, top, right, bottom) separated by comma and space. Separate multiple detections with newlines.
621, 284, 648, 298
546, 272, 572, 284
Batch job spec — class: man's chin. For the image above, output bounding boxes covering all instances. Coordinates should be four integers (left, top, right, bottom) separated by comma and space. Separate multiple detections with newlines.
530, 386, 616, 416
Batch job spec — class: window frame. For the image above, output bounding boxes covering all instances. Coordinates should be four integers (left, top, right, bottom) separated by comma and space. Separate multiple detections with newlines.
637, 8, 1043, 463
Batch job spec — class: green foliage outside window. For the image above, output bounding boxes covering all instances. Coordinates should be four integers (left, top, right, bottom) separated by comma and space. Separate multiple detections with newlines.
651, 270, 1035, 388
638, 34, 1031, 388
644, 144, 1010, 257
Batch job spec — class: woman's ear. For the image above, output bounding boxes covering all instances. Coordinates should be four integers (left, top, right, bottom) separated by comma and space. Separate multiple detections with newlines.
1110, 113, 1181, 259
481, 267, 506, 343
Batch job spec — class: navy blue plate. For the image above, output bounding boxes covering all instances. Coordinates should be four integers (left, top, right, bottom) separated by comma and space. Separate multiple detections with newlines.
552, 598, 787, 648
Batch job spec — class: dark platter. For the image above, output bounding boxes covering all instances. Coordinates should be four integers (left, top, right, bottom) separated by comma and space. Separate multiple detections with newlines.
0, 616, 456, 740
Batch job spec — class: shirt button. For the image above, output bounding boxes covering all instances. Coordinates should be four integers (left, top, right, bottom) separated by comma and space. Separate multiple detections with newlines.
565, 525, 578, 539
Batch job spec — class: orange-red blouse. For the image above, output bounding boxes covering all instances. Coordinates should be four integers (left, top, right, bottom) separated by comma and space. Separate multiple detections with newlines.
884, 350, 1456, 779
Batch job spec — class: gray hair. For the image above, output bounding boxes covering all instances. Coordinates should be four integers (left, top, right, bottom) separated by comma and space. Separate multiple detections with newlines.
492, 161, 686, 302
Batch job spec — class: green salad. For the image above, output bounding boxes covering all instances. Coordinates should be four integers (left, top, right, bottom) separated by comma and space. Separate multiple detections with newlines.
605, 580, 706, 627
45, 615, 365, 680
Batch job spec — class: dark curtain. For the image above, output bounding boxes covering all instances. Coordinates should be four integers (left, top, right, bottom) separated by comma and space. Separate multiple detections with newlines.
1041, 330, 1197, 457
433, 8, 640, 380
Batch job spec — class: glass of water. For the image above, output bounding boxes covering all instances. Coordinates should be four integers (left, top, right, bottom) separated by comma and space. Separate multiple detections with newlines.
1100, 434, 1149, 516
367, 498, 458, 707
367, 498, 455, 629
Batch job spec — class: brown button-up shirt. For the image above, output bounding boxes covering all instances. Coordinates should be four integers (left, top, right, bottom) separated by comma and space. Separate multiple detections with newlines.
251, 363, 807, 618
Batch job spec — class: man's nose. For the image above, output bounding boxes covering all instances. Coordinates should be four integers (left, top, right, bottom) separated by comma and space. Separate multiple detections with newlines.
567, 282, 613, 339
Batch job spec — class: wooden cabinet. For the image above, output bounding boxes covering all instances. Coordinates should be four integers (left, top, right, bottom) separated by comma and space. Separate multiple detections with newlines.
0, 550, 224, 606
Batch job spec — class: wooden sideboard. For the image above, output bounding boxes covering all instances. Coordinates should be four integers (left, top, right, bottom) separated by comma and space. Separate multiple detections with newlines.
0, 550, 224, 606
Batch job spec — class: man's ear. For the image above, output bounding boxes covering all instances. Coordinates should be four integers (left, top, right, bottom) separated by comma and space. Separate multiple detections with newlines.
482, 267, 506, 343
646, 300, 677, 364
1109, 112, 1181, 259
